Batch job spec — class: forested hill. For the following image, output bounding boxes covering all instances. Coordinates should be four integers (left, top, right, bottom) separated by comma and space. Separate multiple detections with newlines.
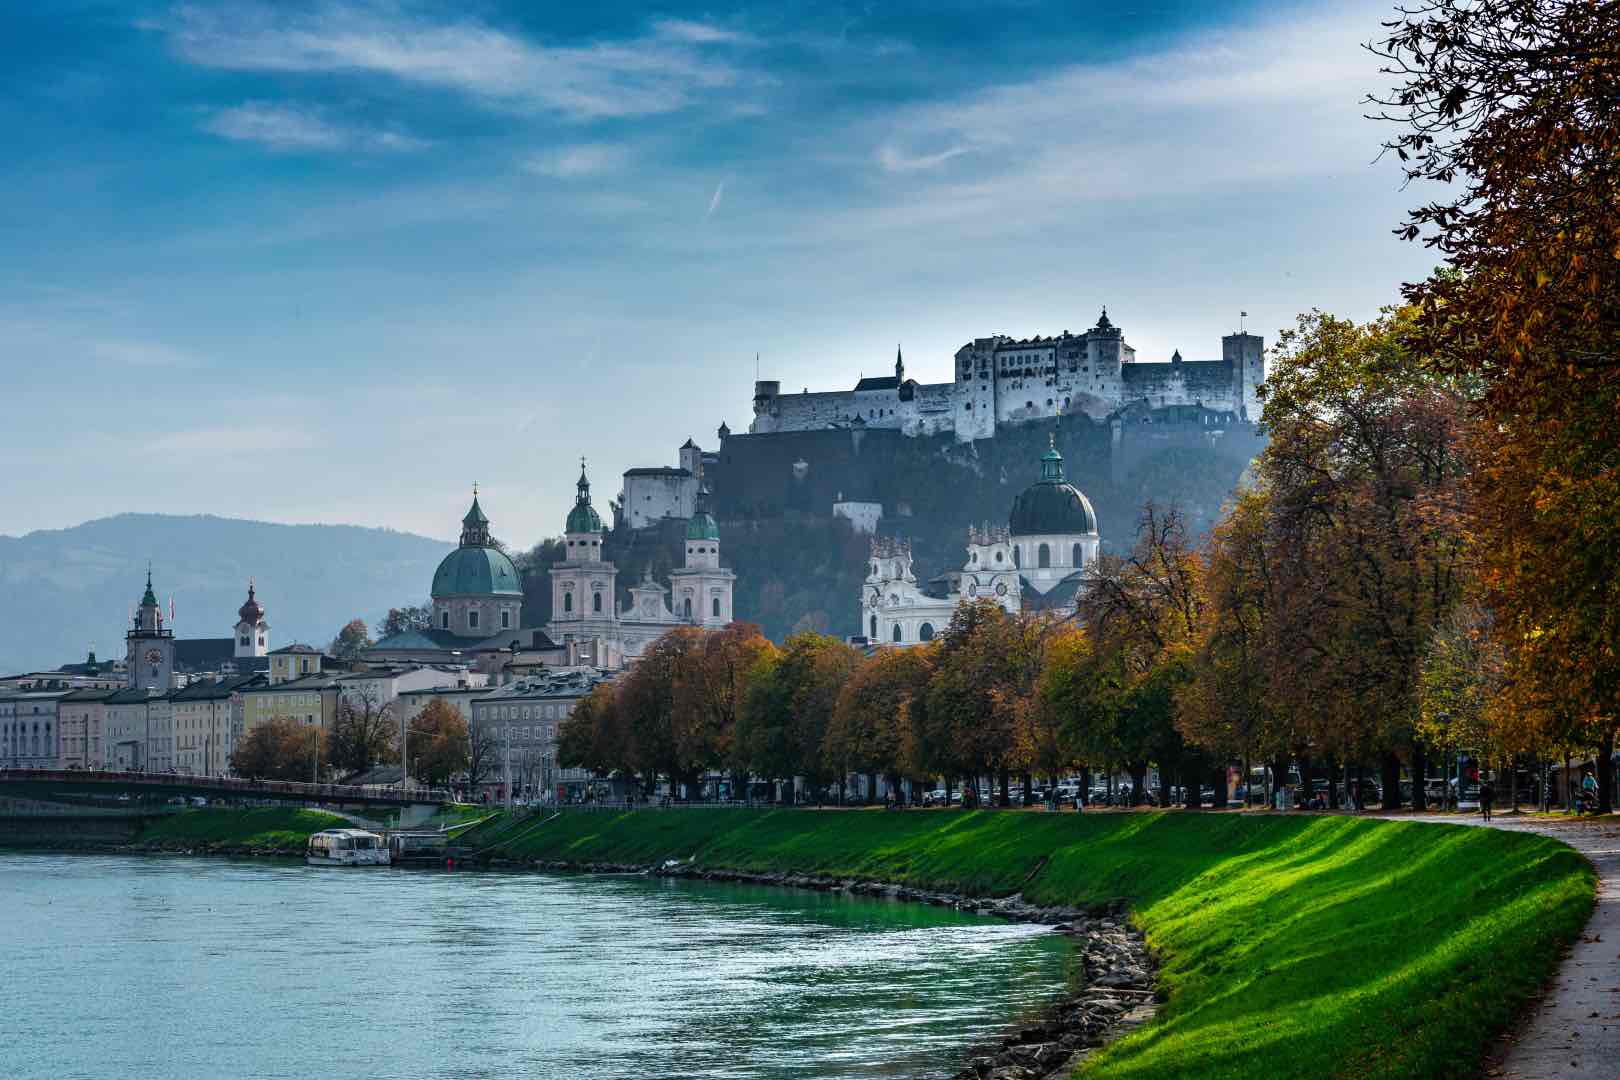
513, 417, 1265, 644
0, 514, 449, 674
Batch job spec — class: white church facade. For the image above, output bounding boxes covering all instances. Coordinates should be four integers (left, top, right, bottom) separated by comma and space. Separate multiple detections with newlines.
864, 442, 1100, 646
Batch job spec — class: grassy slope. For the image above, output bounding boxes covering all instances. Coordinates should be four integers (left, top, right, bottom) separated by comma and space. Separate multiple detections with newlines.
458, 809, 1594, 1080
138, 808, 349, 852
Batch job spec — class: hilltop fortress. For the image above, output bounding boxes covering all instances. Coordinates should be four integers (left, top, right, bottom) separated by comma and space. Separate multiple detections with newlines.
749, 309, 1265, 443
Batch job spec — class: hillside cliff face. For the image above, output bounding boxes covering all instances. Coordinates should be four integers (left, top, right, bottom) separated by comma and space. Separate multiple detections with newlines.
0, 514, 449, 674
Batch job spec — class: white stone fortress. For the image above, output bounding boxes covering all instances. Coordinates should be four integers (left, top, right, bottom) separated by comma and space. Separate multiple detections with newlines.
752, 310, 1265, 443
864, 440, 1101, 645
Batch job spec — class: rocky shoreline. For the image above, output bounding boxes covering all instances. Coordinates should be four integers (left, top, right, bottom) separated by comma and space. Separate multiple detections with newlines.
518, 857, 1159, 1080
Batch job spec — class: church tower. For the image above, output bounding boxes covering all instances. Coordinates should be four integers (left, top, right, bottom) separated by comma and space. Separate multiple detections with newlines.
234, 580, 269, 659
548, 460, 621, 639
126, 569, 175, 689
668, 483, 735, 627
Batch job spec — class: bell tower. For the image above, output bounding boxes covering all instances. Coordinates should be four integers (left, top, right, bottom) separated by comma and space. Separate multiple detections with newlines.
126, 568, 175, 689
669, 484, 734, 627
234, 579, 269, 659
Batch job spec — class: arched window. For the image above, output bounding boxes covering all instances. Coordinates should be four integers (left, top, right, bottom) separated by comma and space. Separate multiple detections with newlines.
712, 597, 721, 617
994, 550, 1003, 564
1072, 542, 1083, 566
870, 615, 877, 638
683, 597, 693, 620
892, 624, 903, 643
440, 611, 450, 629
563, 593, 573, 613
1013, 546, 1021, 568
467, 609, 480, 630
919, 623, 934, 642
593, 593, 603, 613
1038, 543, 1050, 568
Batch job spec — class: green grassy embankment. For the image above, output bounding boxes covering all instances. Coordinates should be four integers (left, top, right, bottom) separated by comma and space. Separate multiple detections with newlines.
136, 807, 350, 853
458, 809, 1594, 1080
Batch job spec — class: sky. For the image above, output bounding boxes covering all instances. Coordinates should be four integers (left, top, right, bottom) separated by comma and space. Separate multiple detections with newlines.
0, 0, 1437, 549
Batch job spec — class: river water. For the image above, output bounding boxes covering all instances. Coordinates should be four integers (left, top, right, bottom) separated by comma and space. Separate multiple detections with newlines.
0, 852, 1072, 1080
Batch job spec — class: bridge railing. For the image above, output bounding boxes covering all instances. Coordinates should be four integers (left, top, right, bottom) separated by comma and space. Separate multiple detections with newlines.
0, 767, 452, 805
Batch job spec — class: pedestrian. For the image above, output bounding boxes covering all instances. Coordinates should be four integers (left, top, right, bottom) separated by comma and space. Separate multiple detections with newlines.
1479, 776, 1495, 822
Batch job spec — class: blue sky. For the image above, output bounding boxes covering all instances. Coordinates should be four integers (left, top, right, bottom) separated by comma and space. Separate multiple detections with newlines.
0, 0, 1433, 547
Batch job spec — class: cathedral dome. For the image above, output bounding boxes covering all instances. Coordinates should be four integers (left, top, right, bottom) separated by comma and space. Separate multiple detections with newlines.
432, 545, 522, 599
1008, 442, 1098, 537
566, 463, 604, 534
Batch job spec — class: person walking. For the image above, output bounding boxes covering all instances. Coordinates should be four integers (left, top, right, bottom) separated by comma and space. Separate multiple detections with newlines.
1479, 776, 1495, 822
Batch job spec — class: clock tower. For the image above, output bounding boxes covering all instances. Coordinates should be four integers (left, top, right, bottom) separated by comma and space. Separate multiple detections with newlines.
126, 569, 176, 689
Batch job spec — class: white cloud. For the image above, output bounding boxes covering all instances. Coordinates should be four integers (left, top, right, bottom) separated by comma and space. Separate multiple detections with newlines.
524, 143, 627, 178
202, 102, 428, 153
162, 4, 758, 120
877, 144, 972, 173
146, 425, 321, 456
706, 178, 726, 218
88, 340, 205, 368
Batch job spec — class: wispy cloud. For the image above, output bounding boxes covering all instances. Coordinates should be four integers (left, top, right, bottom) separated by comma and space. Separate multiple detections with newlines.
706, 178, 726, 218
202, 102, 429, 152
88, 340, 206, 368
161, 3, 759, 120
877, 144, 971, 173
524, 143, 627, 179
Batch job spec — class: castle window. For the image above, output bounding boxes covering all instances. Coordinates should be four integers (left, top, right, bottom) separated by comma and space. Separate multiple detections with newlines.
919, 623, 934, 642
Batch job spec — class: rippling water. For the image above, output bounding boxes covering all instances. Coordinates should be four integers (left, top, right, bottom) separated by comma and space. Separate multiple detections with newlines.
0, 853, 1072, 1080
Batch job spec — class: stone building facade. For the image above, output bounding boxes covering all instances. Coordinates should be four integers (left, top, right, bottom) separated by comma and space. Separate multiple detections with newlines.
468, 668, 613, 800
863, 443, 1100, 645
751, 312, 1264, 443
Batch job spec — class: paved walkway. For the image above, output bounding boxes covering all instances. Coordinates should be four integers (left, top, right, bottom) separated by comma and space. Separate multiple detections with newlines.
1395, 812, 1620, 1079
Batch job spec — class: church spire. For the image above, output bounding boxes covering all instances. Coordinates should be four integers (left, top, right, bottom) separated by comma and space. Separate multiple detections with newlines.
460, 482, 491, 546
566, 457, 604, 534
895, 343, 904, 382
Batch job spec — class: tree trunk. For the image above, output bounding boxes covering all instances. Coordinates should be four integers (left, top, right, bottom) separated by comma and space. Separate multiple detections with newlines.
996, 769, 1009, 808
1600, 729, 1616, 814
1021, 772, 1033, 806
1327, 759, 1341, 810
1508, 759, 1520, 814
1129, 763, 1147, 806
1213, 764, 1229, 809
1381, 751, 1403, 812
1184, 764, 1201, 810
1564, 754, 1572, 812
1411, 743, 1428, 811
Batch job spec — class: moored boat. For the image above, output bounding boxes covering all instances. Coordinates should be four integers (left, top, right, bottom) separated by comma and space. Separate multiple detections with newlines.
307, 828, 391, 866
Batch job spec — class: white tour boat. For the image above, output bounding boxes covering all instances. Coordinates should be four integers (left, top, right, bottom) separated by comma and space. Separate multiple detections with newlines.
306, 828, 391, 867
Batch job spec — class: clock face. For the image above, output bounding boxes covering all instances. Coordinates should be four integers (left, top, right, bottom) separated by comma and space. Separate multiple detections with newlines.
144, 648, 163, 664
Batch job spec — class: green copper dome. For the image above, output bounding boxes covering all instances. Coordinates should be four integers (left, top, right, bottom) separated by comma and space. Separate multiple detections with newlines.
1008, 439, 1098, 536
140, 570, 158, 608
566, 462, 604, 534
432, 545, 522, 598
686, 484, 720, 541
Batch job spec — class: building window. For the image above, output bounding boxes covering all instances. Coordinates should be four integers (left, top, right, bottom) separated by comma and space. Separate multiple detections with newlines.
712, 597, 720, 618
870, 615, 877, 638
468, 609, 480, 630
441, 611, 450, 629
1038, 543, 1051, 569
564, 593, 573, 613
683, 597, 692, 620
501, 610, 511, 629
1073, 542, 1083, 566
1013, 547, 1021, 568
593, 593, 602, 613
892, 624, 903, 643
919, 623, 934, 642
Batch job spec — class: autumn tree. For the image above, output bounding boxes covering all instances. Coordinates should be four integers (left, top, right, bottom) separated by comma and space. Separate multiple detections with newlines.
1371, 0, 1620, 808
326, 687, 398, 776
737, 632, 861, 803
557, 682, 632, 780
671, 623, 777, 795
408, 699, 468, 787
231, 716, 322, 782
329, 618, 372, 662
827, 645, 935, 802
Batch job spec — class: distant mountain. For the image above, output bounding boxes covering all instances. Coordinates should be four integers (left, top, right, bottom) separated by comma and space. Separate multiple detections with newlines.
0, 514, 451, 674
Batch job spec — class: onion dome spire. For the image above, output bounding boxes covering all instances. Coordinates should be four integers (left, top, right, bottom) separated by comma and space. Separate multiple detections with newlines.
566, 457, 604, 534
460, 482, 491, 546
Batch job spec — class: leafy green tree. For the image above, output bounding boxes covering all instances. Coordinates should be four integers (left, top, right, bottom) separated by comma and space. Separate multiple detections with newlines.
828, 645, 935, 801
376, 603, 433, 639
737, 632, 860, 802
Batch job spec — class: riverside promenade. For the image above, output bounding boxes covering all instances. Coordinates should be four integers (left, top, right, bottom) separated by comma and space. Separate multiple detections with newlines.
1396, 813, 1618, 1080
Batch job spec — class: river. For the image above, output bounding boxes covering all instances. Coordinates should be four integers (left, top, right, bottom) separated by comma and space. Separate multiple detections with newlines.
0, 852, 1073, 1079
